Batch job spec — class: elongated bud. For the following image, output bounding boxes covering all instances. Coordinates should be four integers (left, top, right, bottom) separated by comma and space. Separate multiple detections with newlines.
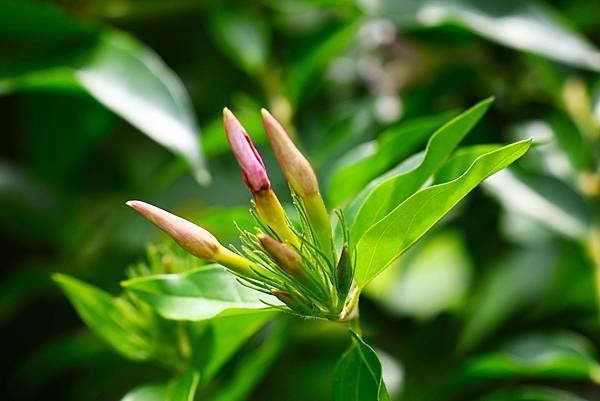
223, 107, 270, 193
223, 108, 299, 247
127, 200, 219, 259
261, 108, 318, 197
258, 234, 302, 276
336, 243, 352, 296
261, 109, 334, 262
127, 200, 257, 277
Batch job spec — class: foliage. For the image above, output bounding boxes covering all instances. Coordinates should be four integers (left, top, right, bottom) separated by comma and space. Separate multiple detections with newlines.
2, 0, 600, 400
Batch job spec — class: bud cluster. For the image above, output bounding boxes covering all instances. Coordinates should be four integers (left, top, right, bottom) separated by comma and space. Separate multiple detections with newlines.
128, 108, 356, 320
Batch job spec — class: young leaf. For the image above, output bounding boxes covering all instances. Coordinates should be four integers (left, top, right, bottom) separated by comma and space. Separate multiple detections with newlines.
333, 330, 390, 401
53, 274, 176, 363
75, 30, 209, 184
355, 139, 531, 288
122, 265, 279, 321
327, 112, 452, 207
351, 97, 493, 245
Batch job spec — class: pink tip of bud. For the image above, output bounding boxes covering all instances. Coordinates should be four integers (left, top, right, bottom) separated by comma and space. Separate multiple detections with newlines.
223, 107, 270, 193
260, 108, 318, 197
127, 200, 220, 260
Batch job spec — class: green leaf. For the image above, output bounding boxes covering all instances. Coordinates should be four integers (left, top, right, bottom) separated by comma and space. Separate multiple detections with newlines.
0, 3, 209, 184
167, 369, 200, 401
209, 6, 270, 75
286, 22, 358, 105
355, 139, 531, 288
327, 112, 452, 207
453, 332, 600, 385
377, 0, 600, 71
351, 97, 493, 246
484, 169, 592, 240
122, 265, 279, 321
191, 310, 279, 382
53, 274, 179, 364
433, 144, 502, 184
121, 384, 167, 401
333, 330, 390, 401
74, 30, 209, 184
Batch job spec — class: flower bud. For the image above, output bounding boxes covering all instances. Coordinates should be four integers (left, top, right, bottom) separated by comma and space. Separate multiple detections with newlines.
258, 234, 302, 276
127, 200, 257, 277
223, 107, 270, 193
261, 109, 334, 262
261, 108, 319, 197
127, 200, 219, 259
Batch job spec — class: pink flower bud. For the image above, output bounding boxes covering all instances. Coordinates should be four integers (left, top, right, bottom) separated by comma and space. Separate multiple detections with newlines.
126, 200, 220, 259
223, 107, 270, 193
261, 108, 318, 197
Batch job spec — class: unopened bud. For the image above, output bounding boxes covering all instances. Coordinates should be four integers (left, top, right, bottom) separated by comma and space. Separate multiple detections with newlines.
127, 200, 219, 259
127, 200, 257, 277
258, 234, 302, 276
272, 289, 302, 310
223, 107, 270, 193
261, 108, 319, 197
261, 108, 334, 261
336, 244, 352, 296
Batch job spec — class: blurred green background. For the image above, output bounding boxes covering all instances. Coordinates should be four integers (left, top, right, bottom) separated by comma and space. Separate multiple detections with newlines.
2, 0, 600, 400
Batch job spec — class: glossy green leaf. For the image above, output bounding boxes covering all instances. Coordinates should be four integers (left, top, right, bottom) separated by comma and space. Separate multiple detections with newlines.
433, 144, 502, 184
327, 112, 451, 207
122, 265, 279, 321
351, 98, 493, 245
53, 274, 179, 365
74, 30, 209, 184
484, 169, 592, 240
209, 6, 270, 75
355, 139, 531, 288
454, 332, 600, 385
191, 310, 279, 382
376, 0, 600, 71
333, 330, 390, 401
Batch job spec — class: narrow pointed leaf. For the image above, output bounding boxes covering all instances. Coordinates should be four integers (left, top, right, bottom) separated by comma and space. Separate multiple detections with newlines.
327, 112, 452, 207
351, 98, 493, 244
355, 140, 531, 288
